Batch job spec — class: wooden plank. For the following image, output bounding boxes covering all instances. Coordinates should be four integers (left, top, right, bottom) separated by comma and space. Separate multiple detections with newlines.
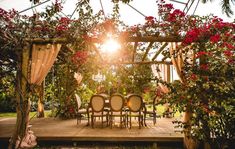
152, 43, 168, 61
142, 42, 153, 61
0, 117, 183, 143
132, 42, 138, 62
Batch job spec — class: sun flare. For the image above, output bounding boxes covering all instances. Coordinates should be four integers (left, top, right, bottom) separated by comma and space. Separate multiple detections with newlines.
100, 38, 121, 53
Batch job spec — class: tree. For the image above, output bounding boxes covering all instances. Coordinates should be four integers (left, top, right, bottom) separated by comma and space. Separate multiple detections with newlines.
202, 0, 235, 17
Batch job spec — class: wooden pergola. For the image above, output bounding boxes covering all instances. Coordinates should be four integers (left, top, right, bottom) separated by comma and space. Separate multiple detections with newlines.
12, 35, 185, 148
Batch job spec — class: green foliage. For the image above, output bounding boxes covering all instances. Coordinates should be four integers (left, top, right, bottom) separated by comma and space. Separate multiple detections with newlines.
0, 75, 16, 112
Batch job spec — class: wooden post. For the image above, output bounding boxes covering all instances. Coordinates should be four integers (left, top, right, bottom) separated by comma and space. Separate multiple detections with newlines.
9, 43, 31, 148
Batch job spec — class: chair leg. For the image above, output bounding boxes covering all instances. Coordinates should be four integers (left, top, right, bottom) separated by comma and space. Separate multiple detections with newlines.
129, 115, 132, 129
77, 115, 78, 125
153, 113, 156, 125
87, 112, 90, 126
91, 116, 94, 128
120, 116, 122, 128
77, 114, 81, 125
110, 116, 113, 128
107, 114, 109, 127
101, 116, 103, 128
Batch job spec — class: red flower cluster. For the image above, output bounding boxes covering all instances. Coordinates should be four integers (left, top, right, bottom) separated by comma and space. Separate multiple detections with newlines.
56, 17, 71, 32
145, 16, 155, 25
183, 28, 200, 44
196, 51, 211, 58
223, 42, 234, 50
210, 34, 220, 43
200, 64, 209, 70
72, 51, 88, 65
157, 0, 174, 17
54, 0, 63, 12
190, 74, 197, 81
0, 8, 17, 24
223, 50, 233, 57
167, 9, 185, 22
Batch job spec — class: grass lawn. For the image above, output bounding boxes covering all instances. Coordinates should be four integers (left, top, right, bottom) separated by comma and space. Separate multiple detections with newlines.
0, 110, 51, 118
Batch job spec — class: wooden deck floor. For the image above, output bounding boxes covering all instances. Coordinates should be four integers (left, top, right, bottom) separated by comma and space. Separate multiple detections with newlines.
0, 117, 183, 143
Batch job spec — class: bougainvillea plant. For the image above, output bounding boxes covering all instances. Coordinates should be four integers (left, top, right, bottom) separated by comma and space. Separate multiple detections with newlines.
149, 1, 235, 149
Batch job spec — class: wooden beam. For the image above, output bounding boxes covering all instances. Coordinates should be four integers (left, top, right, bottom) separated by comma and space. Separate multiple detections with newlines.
166, 65, 171, 83
105, 61, 172, 65
152, 42, 168, 61
90, 36, 182, 43
24, 38, 67, 44
132, 42, 138, 62
127, 36, 182, 42
162, 56, 168, 61
142, 42, 154, 61
90, 43, 103, 61
25, 36, 182, 44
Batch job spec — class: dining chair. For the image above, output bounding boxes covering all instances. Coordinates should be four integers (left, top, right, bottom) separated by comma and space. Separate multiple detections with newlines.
90, 94, 109, 128
75, 94, 89, 125
109, 93, 126, 128
126, 94, 144, 129
143, 95, 161, 126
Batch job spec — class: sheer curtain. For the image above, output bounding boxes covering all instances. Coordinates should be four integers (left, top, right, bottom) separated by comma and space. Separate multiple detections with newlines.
29, 43, 61, 85
151, 64, 169, 93
170, 42, 184, 82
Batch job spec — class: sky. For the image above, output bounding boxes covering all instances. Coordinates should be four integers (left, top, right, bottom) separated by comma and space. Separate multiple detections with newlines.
0, 0, 234, 25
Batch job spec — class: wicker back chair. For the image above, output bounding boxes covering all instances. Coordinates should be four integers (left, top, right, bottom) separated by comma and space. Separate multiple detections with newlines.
143, 95, 161, 126
90, 94, 109, 128
75, 94, 88, 125
126, 94, 144, 129
109, 93, 126, 128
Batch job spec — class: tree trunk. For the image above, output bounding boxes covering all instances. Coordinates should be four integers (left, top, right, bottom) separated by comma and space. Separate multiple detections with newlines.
37, 81, 45, 118
8, 43, 31, 149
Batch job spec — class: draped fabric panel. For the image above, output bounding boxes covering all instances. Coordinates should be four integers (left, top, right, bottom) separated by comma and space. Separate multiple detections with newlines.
170, 42, 195, 82
151, 64, 169, 93
170, 42, 184, 82
30, 43, 61, 85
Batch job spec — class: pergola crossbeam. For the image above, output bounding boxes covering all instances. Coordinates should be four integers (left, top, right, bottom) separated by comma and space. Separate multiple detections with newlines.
132, 42, 138, 62
152, 42, 168, 61
90, 43, 103, 61
127, 36, 182, 42
106, 61, 171, 65
142, 42, 153, 61
90, 36, 182, 43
